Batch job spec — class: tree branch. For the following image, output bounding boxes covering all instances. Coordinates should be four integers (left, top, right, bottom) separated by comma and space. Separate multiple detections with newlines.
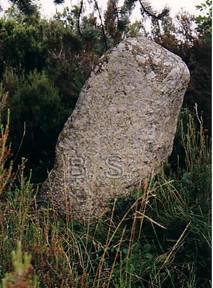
93, 0, 108, 50
77, 0, 84, 37
139, 0, 169, 20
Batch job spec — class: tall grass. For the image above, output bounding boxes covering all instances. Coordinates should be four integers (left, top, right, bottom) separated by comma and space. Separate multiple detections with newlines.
0, 110, 211, 288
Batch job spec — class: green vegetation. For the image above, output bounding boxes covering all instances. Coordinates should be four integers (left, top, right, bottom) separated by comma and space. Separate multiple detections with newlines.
0, 0, 211, 287
0, 111, 211, 287
2, 242, 39, 287
0, 0, 211, 182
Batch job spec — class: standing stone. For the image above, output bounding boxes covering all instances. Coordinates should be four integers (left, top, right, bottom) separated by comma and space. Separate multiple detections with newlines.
42, 36, 190, 220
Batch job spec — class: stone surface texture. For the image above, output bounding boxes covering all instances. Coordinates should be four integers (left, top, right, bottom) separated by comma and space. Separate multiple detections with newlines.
43, 36, 190, 220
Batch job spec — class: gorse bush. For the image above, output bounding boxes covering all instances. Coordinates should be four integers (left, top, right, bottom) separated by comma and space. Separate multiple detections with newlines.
0, 110, 211, 288
7, 70, 66, 180
0, 14, 98, 181
0, 17, 47, 77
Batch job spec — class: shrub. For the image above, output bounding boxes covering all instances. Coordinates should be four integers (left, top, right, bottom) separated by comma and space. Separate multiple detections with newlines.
7, 70, 66, 181
2, 242, 39, 288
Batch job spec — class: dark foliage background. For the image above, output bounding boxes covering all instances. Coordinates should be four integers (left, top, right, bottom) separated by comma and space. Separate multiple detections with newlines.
0, 1, 211, 288
0, 0, 211, 183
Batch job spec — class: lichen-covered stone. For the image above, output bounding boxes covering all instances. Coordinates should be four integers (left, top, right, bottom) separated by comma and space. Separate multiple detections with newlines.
42, 36, 190, 220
